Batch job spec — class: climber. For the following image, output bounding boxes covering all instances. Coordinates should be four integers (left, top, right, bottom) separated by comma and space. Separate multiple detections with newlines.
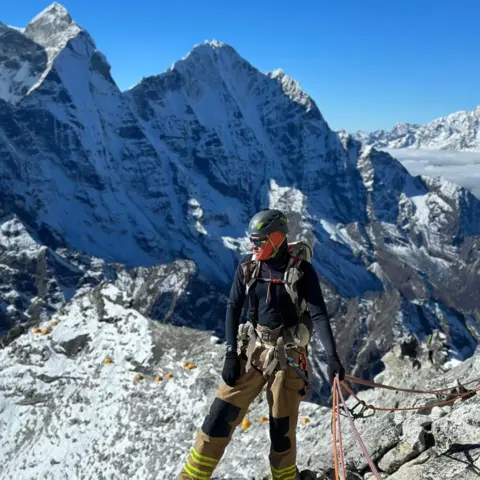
178, 208, 345, 480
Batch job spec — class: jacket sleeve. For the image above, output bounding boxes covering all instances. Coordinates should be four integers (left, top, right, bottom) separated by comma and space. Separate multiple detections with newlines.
225, 259, 247, 353
300, 261, 339, 358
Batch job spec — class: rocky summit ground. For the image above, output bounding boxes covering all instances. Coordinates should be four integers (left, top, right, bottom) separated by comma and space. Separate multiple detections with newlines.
1, 281, 478, 479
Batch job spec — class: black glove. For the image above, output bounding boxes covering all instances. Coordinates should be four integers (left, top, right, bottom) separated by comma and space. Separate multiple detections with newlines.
327, 355, 345, 384
222, 351, 241, 387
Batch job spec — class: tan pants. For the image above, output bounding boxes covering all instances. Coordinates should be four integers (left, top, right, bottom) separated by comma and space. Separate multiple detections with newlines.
178, 346, 307, 480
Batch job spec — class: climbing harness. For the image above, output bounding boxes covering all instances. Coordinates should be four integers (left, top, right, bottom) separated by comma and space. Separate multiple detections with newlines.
238, 321, 309, 381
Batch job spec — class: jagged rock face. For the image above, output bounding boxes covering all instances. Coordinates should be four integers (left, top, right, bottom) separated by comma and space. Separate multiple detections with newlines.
0, 23, 47, 102
0, 4, 479, 385
1, 286, 478, 479
0, 214, 110, 332
0, 213, 225, 338
353, 105, 480, 151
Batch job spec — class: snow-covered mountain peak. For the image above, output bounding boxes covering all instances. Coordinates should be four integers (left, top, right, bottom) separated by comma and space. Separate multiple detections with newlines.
170, 39, 250, 79
191, 39, 235, 53
134, 40, 242, 91
0, 3, 113, 105
134, 39, 321, 122
24, 2, 88, 63
198, 39, 228, 50
19, 3, 114, 101
176, 39, 234, 62
26, 2, 75, 36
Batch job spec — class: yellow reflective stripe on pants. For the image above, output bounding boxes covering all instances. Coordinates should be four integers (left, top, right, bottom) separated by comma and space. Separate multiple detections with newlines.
272, 471, 297, 480
183, 462, 211, 480
191, 448, 219, 468
271, 463, 297, 480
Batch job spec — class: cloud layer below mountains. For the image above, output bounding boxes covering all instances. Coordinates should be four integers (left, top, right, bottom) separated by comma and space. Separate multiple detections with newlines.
385, 148, 480, 198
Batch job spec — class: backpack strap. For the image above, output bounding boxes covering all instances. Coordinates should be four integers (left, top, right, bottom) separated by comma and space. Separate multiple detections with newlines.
283, 256, 305, 315
244, 323, 257, 373
240, 257, 261, 327
241, 256, 261, 294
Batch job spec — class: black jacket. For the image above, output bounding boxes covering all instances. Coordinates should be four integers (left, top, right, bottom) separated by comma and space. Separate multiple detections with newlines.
225, 241, 338, 357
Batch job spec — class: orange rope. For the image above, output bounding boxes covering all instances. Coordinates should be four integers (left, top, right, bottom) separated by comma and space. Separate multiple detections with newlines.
341, 380, 480, 413
337, 379, 382, 479
331, 379, 340, 480
335, 379, 347, 480
345, 374, 480, 396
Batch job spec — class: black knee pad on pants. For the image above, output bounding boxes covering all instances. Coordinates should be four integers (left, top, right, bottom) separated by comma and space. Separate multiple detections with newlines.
201, 398, 241, 438
269, 416, 291, 452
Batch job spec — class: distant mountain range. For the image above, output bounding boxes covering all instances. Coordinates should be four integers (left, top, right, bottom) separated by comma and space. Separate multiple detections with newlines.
352, 105, 480, 151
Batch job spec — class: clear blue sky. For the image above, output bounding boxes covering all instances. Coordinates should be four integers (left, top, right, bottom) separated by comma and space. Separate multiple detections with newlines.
2, 0, 479, 132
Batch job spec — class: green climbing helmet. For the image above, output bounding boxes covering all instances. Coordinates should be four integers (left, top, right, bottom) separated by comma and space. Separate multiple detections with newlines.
247, 208, 289, 237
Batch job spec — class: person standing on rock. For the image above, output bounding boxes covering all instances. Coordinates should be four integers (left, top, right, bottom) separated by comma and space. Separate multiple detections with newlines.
178, 208, 344, 480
